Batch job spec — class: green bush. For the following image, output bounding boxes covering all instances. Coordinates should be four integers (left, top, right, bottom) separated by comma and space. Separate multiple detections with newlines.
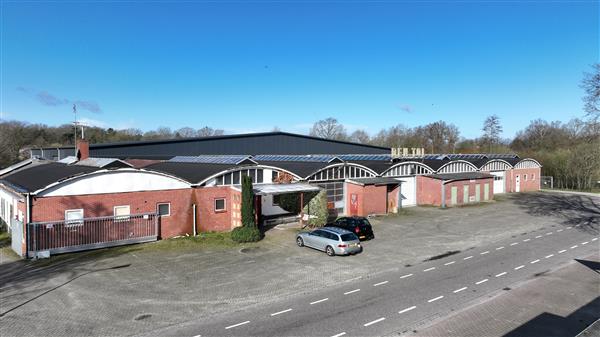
303, 190, 328, 227
241, 175, 256, 227
231, 226, 262, 243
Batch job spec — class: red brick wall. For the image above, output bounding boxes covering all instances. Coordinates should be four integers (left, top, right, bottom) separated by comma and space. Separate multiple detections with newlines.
387, 185, 400, 213
346, 182, 363, 216
31, 188, 193, 238
442, 178, 494, 206
417, 176, 442, 206
511, 168, 541, 192
194, 186, 238, 232
345, 183, 395, 216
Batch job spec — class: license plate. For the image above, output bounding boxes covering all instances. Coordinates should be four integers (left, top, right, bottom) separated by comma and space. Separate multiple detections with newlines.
350, 243, 358, 247
359, 236, 366, 239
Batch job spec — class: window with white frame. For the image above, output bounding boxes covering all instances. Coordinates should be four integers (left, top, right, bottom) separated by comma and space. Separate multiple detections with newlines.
65, 209, 84, 226
157, 203, 170, 216
215, 198, 226, 212
113, 205, 131, 221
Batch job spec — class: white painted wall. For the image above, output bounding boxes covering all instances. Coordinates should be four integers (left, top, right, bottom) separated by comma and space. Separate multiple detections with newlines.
398, 177, 416, 207
0, 187, 21, 229
39, 171, 190, 196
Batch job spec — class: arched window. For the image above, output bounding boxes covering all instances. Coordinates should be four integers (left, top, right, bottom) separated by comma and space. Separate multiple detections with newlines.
306, 163, 377, 181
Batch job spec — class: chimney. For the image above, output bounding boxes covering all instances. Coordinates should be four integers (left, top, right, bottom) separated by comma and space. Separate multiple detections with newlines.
76, 139, 89, 161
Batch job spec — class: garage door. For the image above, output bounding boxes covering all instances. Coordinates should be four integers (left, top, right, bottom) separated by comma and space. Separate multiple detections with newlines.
490, 171, 505, 194
398, 176, 416, 207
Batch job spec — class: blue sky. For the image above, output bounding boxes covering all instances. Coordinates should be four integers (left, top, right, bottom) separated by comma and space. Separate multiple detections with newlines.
1, 1, 598, 139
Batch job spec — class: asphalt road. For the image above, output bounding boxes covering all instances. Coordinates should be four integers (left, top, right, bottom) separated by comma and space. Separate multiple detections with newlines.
144, 224, 599, 337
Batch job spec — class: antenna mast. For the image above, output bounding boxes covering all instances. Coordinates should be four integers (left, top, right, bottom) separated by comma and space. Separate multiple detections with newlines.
73, 104, 78, 156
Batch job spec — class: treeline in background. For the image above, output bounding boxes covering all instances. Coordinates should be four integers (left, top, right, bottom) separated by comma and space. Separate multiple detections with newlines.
1, 65, 598, 191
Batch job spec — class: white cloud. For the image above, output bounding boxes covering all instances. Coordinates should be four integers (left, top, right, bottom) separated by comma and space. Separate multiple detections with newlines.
78, 117, 108, 128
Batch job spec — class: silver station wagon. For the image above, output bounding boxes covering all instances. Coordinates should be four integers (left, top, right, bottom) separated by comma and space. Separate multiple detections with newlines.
296, 227, 362, 256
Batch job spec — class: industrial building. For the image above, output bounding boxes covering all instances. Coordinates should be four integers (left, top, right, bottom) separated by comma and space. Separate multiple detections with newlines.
0, 132, 541, 258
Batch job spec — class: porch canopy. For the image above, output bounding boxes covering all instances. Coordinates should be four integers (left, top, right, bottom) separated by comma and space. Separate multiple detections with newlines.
253, 183, 321, 196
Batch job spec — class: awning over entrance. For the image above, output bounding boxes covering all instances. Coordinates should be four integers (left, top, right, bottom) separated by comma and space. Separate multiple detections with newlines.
253, 183, 321, 196
346, 177, 402, 186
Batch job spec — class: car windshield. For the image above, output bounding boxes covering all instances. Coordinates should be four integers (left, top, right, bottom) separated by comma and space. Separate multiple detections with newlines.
340, 233, 358, 241
348, 218, 370, 227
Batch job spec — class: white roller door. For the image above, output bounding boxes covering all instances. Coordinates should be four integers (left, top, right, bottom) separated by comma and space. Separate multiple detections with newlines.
490, 171, 505, 194
398, 176, 416, 207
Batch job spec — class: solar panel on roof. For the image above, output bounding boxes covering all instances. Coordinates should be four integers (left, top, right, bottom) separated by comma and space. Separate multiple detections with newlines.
253, 154, 335, 162
169, 155, 251, 164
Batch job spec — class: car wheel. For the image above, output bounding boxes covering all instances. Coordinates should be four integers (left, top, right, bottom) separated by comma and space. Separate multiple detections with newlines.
326, 245, 335, 256
296, 237, 304, 247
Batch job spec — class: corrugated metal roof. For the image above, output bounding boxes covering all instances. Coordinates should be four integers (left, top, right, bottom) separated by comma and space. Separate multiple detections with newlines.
425, 172, 494, 181
0, 162, 100, 193
347, 177, 402, 186
253, 183, 321, 195
74, 157, 132, 168
169, 155, 256, 165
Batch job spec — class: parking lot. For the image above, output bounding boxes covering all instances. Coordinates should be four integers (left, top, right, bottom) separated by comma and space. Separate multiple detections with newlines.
1, 191, 598, 337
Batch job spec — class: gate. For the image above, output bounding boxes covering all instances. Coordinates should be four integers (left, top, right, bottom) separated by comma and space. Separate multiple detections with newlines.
10, 218, 24, 257
27, 213, 158, 257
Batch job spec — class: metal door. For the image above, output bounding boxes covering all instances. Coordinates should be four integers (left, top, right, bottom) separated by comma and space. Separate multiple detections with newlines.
475, 184, 481, 202
451, 186, 458, 206
463, 185, 469, 204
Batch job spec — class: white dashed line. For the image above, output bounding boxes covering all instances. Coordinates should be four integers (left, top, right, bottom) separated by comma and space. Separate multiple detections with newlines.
310, 298, 328, 305
566, 226, 572, 229
571, 245, 578, 249
331, 333, 346, 337
558, 249, 566, 254
270, 308, 292, 316
530, 259, 540, 264
557, 229, 563, 232
510, 242, 518, 246
444, 261, 456, 266
400, 273, 413, 279
582, 241, 589, 245
575, 224, 581, 227
480, 251, 490, 255
496, 247, 505, 250
475, 279, 488, 285
545, 254, 554, 259
423, 267, 436, 272
373, 281, 388, 287
453, 287, 468, 293
514, 265, 525, 270
495, 272, 507, 277
398, 306, 417, 314
344, 289, 360, 295
225, 321, 250, 330
463, 256, 473, 260
193, 335, 201, 337
428, 296, 444, 303
364, 317, 386, 327
535, 235, 542, 239
523, 239, 531, 242
546, 232, 553, 235
592, 238, 598, 241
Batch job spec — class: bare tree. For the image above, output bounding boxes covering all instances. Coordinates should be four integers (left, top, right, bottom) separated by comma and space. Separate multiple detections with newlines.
175, 127, 197, 138
481, 115, 503, 152
423, 121, 459, 153
309, 118, 347, 140
197, 126, 224, 137
349, 129, 370, 144
581, 63, 600, 120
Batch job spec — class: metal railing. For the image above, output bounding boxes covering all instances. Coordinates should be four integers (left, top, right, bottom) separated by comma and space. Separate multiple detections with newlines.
27, 213, 158, 257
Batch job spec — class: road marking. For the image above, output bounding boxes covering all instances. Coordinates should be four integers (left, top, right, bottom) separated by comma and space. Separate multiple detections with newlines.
344, 289, 360, 295
510, 242, 518, 246
575, 224, 581, 227
225, 321, 250, 329
475, 279, 488, 285
514, 265, 525, 270
523, 239, 531, 242
400, 273, 413, 279
428, 296, 444, 303
270, 308, 292, 316
566, 226, 572, 229
546, 232, 553, 235
310, 298, 328, 305
453, 287, 468, 293
399, 306, 417, 314
535, 235, 542, 239
373, 281, 389, 287
592, 238, 598, 241
530, 259, 540, 264
571, 245, 578, 249
480, 251, 490, 255
331, 333, 346, 337
364, 317, 386, 327
423, 267, 436, 272
463, 256, 473, 260
545, 254, 554, 259
495, 272, 507, 277
582, 241, 589, 245
557, 229, 563, 232
193, 335, 201, 337
496, 246, 505, 250
444, 261, 455, 266
558, 249, 566, 254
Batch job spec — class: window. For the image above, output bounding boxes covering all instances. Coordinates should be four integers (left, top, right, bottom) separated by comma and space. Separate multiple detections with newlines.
113, 205, 130, 221
524, 174, 528, 181
272, 170, 279, 182
157, 203, 170, 216
215, 198, 226, 212
65, 209, 84, 226
531, 174, 535, 180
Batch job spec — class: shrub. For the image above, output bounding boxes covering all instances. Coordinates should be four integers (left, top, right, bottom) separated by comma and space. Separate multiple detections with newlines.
303, 190, 328, 227
241, 175, 256, 227
231, 226, 262, 243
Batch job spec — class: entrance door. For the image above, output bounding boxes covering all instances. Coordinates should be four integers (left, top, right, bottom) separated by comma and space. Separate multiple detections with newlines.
515, 175, 520, 192
451, 186, 458, 206
475, 184, 481, 202
491, 171, 505, 194
484, 183, 490, 201
463, 185, 469, 204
